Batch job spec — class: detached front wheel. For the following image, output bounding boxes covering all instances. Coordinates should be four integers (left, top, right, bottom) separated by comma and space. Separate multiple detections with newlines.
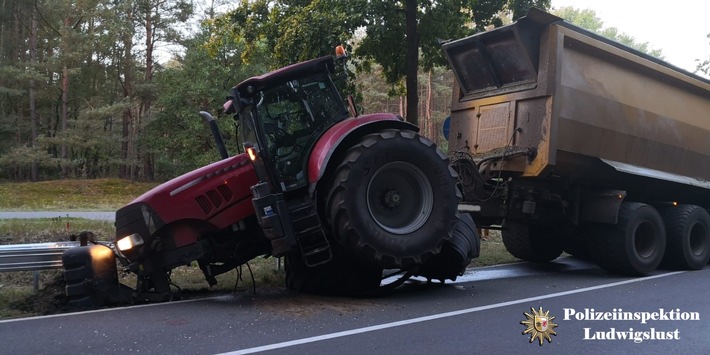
325, 129, 459, 269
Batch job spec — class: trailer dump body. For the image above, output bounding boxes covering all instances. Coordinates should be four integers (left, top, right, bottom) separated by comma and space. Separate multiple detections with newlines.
443, 8, 710, 275
445, 9, 710, 187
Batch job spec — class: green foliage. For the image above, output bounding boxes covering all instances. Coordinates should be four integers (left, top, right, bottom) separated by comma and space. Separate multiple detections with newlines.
147, 24, 270, 178
208, 0, 368, 69
0, 0, 564, 183
356, 0, 550, 124
358, 0, 551, 86
553, 6, 602, 32
210, 0, 550, 125
507, 0, 551, 21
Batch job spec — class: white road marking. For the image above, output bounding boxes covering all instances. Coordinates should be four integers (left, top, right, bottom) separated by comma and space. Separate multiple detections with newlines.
219, 271, 686, 355
0, 295, 226, 324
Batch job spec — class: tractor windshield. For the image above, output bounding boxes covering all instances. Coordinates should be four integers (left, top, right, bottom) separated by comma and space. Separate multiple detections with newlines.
256, 72, 348, 191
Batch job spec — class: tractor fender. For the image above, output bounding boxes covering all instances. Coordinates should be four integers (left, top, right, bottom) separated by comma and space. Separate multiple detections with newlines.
307, 113, 418, 195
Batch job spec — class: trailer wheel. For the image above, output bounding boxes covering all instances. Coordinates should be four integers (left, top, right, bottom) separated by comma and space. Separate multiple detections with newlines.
501, 222, 564, 262
284, 248, 382, 296
325, 129, 458, 269
660, 205, 710, 270
415, 213, 480, 281
590, 202, 666, 275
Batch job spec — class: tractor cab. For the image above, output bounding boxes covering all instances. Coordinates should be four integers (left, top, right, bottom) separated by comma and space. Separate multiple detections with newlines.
229, 56, 349, 193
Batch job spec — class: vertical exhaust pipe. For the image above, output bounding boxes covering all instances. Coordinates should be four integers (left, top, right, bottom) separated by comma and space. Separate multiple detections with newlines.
199, 111, 229, 159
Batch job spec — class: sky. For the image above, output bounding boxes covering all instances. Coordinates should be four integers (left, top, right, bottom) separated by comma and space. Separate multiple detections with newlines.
550, 0, 710, 77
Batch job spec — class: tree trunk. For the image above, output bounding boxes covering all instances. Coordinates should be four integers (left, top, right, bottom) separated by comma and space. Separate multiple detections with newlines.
426, 70, 433, 140
142, 5, 155, 181
120, 7, 135, 180
61, 64, 69, 178
404, 0, 419, 126
29, 6, 38, 182
0, 0, 6, 61
399, 96, 405, 117
59, 14, 73, 179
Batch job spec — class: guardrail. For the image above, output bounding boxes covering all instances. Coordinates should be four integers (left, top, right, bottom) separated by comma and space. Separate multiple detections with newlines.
0, 241, 81, 272
0, 241, 85, 291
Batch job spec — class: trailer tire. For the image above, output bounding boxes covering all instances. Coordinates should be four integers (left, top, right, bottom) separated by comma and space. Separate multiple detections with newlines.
660, 205, 710, 270
284, 248, 382, 296
415, 213, 480, 281
589, 202, 666, 275
325, 129, 458, 269
502, 222, 564, 262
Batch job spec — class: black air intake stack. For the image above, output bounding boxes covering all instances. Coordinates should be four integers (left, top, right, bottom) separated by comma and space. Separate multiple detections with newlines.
199, 111, 229, 159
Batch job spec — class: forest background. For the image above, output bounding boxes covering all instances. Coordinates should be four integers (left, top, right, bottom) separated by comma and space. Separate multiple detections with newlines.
2, 0, 704, 183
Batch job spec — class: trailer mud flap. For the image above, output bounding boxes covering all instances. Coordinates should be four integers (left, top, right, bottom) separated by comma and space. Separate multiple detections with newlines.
581, 189, 627, 224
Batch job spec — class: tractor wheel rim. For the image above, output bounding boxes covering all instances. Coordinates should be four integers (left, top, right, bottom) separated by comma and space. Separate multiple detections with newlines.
366, 161, 433, 234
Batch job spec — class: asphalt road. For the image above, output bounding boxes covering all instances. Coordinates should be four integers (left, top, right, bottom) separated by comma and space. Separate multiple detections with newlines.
1, 257, 708, 354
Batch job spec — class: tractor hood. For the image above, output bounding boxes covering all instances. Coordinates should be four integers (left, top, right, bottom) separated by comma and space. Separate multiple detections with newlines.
115, 153, 258, 242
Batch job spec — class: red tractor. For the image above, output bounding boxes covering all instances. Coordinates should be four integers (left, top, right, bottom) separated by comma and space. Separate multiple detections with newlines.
62, 54, 479, 305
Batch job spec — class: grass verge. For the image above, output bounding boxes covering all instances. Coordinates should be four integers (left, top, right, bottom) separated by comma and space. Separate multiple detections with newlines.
473, 230, 519, 267
0, 178, 158, 211
0, 217, 289, 320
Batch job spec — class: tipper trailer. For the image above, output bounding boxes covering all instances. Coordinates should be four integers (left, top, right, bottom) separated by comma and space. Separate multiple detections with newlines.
442, 8, 710, 274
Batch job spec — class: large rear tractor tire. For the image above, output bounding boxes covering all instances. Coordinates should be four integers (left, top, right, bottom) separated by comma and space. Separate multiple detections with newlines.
501, 222, 564, 262
589, 202, 666, 275
325, 129, 459, 269
284, 248, 382, 296
660, 205, 710, 270
415, 213, 480, 282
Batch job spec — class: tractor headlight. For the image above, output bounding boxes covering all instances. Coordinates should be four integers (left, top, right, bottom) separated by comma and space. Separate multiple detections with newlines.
245, 143, 259, 162
117, 233, 144, 252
